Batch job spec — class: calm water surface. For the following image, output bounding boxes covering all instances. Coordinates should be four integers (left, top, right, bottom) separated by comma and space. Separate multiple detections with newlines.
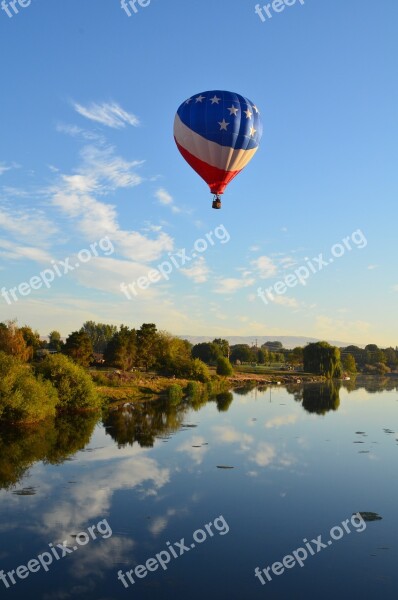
0, 380, 397, 599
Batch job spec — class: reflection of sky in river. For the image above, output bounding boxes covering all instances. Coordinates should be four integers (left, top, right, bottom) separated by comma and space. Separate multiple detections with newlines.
0, 384, 397, 599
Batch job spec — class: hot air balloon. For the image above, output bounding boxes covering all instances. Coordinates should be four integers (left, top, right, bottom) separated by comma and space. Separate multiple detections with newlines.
174, 90, 263, 209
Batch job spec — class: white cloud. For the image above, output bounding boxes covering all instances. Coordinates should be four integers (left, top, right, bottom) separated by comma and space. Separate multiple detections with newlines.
73, 101, 140, 128
154, 187, 181, 213
0, 205, 57, 243
56, 123, 105, 143
272, 295, 299, 308
214, 277, 255, 294
252, 442, 276, 467
181, 257, 209, 283
265, 414, 298, 428
50, 145, 174, 262
177, 436, 208, 465
0, 239, 53, 262
367, 264, 378, 270
279, 256, 297, 269
251, 255, 277, 279
212, 426, 253, 450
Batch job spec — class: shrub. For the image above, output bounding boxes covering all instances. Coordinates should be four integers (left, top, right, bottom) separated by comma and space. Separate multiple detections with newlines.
37, 354, 102, 411
190, 358, 211, 382
0, 352, 57, 423
216, 357, 233, 377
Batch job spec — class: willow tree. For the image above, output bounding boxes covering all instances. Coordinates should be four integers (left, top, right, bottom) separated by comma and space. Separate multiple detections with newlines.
303, 342, 342, 379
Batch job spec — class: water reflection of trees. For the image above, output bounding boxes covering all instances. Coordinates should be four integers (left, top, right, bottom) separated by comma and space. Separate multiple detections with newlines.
351, 377, 398, 394
0, 413, 99, 490
300, 382, 341, 415
103, 398, 189, 448
104, 391, 236, 447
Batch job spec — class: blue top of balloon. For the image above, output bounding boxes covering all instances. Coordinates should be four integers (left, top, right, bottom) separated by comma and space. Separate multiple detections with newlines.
176, 90, 263, 151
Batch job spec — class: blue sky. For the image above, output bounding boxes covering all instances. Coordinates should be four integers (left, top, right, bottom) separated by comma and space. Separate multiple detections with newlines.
0, 0, 397, 345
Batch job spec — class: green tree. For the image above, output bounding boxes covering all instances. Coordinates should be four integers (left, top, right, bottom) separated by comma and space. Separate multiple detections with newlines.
216, 356, 233, 376
192, 342, 222, 365
230, 344, 256, 364
342, 353, 357, 373
212, 338, 230, 358
37, 354, 101, 411
63, 331, 93, 367
384, 347, 398, 369
104, 326, 136, 371
48, 330, 63, 352
156, 333, 193, 376
80, 321, 118, 353
0, 352, 57, 423
20, 326, 41, 360
290, 347, 304, 366
136, 323, 159, 371
303, 342, 342, 379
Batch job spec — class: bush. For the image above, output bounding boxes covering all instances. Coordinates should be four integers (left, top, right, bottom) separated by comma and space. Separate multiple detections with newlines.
216, 357, 233, 377
168, 384, 183, 405
190, 358, 211, 382
0, 352, 57, 423
37, 354, 102, 411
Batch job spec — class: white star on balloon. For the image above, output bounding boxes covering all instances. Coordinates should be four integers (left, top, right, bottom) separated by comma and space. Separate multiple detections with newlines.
250, 126, 257, 137
244, 108, 253, 119
218, 119, 229, 131
185, 98, 193, 104
252, 105, 260, 114
195, 95, 206, 103
210, 95, 221, 104
227, 106, 239, 116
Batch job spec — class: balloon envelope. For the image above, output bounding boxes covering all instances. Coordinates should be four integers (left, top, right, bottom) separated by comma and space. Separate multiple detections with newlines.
174, 90, 263, 195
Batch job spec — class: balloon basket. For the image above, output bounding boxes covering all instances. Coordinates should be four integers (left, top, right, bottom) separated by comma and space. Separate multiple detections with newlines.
212, 195, 222, 209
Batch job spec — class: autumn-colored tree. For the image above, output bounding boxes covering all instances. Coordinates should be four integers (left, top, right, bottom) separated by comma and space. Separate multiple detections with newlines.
0, 321, 31, 361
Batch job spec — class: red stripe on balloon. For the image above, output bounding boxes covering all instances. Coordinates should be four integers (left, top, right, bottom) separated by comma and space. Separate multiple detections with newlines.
174, 139, 241, 195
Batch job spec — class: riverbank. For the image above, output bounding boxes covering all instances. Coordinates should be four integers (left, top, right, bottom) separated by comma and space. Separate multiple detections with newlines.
96, 368, 325, 407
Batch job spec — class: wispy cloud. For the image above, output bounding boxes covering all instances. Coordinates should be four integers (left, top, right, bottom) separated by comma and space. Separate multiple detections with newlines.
272, 296, 299, 308
181, 257, 209, 283
154, 187, 180, 213
214, 277, 255, 294
0, 205, 58, 245
73, 101, 140, 129
56, 123, 105, 143
251, 255, 277, 279
0, 239, 53, 262
0, 162, 19, 176
265, 414, 298, 429
50, 145, 173, 262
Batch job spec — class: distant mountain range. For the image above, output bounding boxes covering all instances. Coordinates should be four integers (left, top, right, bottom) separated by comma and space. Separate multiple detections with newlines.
180, 335, 361, 349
